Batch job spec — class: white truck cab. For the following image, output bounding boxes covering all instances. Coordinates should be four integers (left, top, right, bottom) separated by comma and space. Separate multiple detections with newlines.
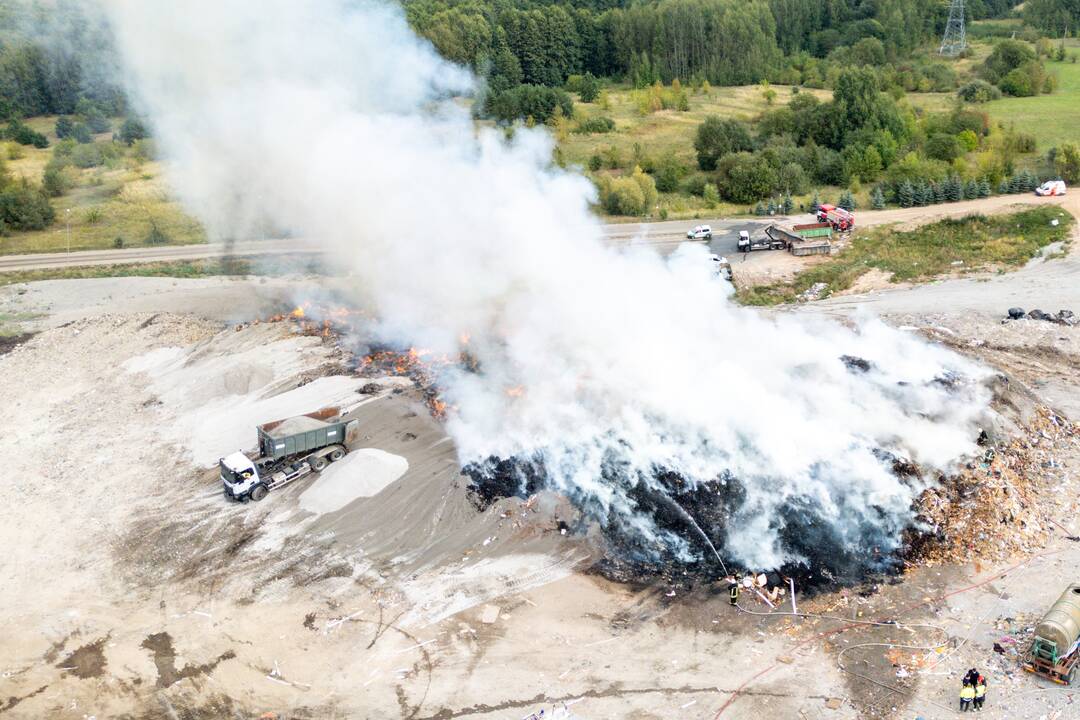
220, 452, 260, 499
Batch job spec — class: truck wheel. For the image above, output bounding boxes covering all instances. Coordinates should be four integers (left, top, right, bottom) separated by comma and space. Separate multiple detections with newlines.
311, 456, 328, 472
329, 448, 345, 462
250, 484, 268, 502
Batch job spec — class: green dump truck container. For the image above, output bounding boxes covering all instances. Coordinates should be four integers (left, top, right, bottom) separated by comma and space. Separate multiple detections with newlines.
257, 407, 352, 461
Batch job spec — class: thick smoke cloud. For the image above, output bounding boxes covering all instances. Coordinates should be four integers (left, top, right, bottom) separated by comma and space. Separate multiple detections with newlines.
97, 0, 991, 570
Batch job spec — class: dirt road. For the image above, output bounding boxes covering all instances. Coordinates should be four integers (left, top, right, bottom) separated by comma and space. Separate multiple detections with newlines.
0, 193, 1054, 272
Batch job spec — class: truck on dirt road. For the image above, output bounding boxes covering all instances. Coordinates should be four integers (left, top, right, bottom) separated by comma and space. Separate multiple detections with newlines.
220, 407, 359, 501
737, 229, 786, 252
816, 203, 855, 232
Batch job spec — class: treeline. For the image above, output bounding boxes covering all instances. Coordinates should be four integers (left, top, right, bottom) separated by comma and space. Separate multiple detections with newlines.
0, 0, 125, 119
407, 0, 1024, 94
1024, 0, 1080, 36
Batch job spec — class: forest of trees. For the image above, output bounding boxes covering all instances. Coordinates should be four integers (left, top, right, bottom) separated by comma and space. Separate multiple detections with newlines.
406, 0, 1024, 94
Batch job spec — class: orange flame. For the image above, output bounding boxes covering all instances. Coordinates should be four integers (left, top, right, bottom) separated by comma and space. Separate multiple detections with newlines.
505, 385, 525, 398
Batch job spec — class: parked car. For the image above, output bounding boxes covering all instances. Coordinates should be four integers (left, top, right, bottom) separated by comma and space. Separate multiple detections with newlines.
687, 224, 712, 240
1036, 180, 1067, 197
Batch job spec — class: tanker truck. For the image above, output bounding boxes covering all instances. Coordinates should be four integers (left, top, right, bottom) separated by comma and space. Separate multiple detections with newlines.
1023, 583, 1080, 685
219, 407, 359, 502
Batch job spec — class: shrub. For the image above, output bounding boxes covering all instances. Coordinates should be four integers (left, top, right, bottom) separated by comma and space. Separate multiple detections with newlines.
653, 155, 684, 193
897, 181, 915, 207
146, 223, 170, 244
693, 116, 752, 171
579, 72, 600, 103
778, 162, 808, 194
1000, 61, 1048, 97
702, 182, 720, 208
6, 120, 48, 148
1054, 144, 1080, 183
42, 164, 72, 197
575, 116, 615, 134
926, 133, 963, 162
55, 116, 74, 139
587, 154, 602, 172
119, 117, 150, 145
838, 190, 855, 210
72, 123, 93, 144
683, 174, 706, 196
957, 130, 979, 153
716, 152, 777, 204
981, 40, 1036, 85
957, 80, 1002, 103
71, 143, 104, 168
870, 186, 885, 209
0, 182, 55, 231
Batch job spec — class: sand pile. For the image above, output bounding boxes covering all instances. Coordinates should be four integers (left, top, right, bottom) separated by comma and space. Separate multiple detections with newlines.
123, 321, 364, 466
299, 448, 409, 514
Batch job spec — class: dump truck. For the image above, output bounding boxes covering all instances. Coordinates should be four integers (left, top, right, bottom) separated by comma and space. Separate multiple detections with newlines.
1023, 583, 1080, 685
737, 229, 786, 252
759, 223, 832, 256
220, 407, 360, 501
816, 203, 855, 232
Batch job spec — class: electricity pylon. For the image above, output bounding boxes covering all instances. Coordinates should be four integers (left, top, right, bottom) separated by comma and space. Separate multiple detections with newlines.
940, 0, 967, 57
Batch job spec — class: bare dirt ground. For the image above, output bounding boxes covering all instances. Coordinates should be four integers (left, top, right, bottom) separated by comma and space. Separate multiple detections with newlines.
1, 193, 1080, 720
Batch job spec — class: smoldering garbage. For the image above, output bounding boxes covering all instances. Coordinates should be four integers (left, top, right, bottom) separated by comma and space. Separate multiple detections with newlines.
463, 357, 1004, 592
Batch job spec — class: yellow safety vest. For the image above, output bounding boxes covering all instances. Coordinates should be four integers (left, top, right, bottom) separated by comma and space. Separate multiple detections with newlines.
975, 684, 986, 698
960, 686, 975, 700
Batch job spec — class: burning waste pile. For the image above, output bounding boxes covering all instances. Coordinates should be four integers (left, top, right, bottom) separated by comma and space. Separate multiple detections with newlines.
101, 1, 1001, 587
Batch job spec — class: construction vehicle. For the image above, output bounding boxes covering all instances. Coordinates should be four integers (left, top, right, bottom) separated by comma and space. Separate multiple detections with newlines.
219, 407, 359, 501
1023, 583, 1080, 685
737, 229, 786, 252
816, 204, 855, 232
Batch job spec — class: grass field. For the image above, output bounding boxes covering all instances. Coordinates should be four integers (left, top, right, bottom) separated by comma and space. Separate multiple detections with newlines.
1, 116, 205, 254
562, 83, 836, 219
738, 205, 1075, 305
982, 58, 1080, 150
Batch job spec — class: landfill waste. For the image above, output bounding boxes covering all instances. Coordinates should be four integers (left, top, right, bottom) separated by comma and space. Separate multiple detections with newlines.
797, 282, 829, 302
1004, 308, 1077, 326
905, 407, 1078, 565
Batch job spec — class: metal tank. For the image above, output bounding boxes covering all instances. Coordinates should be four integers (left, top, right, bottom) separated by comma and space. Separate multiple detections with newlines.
1036, 584, 1080, 659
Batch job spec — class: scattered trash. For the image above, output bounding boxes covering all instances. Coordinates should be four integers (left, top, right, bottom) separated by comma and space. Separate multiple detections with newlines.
1005, 307, 1077, 325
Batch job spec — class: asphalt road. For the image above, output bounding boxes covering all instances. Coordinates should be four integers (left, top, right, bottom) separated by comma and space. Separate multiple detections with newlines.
0, 218, 777, 272
0, 194, 1053, 273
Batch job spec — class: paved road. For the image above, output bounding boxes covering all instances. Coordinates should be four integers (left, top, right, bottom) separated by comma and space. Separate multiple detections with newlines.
0, 193, 1052, 272
0, 218, 776, 272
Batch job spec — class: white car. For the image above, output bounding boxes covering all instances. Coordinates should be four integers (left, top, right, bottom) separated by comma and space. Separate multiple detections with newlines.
1036, 180, 1067, 197
687, 224, 712, 240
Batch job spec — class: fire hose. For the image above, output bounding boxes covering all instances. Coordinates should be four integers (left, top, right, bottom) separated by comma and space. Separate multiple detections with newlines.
714, 547, 1071, 718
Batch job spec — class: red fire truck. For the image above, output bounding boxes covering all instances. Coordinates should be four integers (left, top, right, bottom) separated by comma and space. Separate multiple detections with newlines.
816, 203, 855, 232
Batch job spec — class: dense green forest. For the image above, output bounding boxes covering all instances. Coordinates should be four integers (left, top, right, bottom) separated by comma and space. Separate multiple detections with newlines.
0, 0, 1078, 235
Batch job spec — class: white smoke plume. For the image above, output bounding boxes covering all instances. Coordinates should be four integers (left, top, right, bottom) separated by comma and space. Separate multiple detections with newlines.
97, 0, 991, 569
